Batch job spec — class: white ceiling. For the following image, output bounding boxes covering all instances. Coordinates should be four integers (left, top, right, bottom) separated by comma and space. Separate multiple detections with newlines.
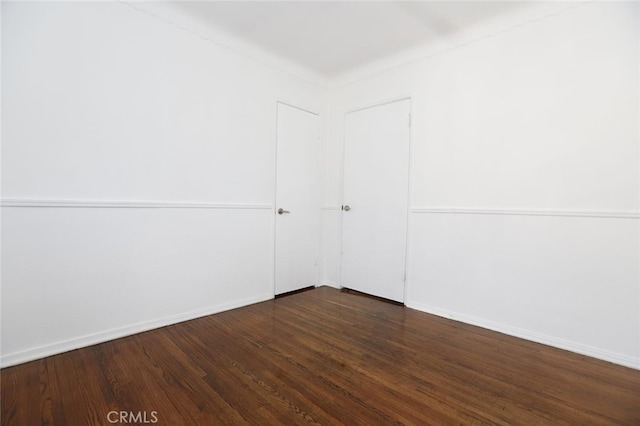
174, 1, 531, 79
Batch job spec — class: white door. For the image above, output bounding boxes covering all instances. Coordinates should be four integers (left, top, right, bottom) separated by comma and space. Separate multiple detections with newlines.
341, 98, 411, 302
274, 103, 320, 295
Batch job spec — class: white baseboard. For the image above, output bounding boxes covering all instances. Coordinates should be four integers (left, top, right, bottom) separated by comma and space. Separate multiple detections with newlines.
406, 300, 640, 370
0, 293, 274, 368
317, 281, 341, 289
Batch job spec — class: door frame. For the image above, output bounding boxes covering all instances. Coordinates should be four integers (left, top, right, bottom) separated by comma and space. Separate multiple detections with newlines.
338, 95, 415, 303
273, 101, 321, 297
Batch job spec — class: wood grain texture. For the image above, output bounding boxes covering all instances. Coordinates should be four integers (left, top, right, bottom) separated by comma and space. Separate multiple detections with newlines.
2, 286, 639, 425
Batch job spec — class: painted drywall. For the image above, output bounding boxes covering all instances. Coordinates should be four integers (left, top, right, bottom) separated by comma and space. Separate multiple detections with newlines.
3, 0, 639, 370
1, 2, 325, 366
323, 2, 640, 367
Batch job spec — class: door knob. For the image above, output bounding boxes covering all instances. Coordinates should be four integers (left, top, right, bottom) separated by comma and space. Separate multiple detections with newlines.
277, 208, 290, 215
342, 205, 351, 212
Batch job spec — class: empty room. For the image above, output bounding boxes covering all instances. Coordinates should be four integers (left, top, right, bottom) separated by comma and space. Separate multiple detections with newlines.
1, 0, 639, 424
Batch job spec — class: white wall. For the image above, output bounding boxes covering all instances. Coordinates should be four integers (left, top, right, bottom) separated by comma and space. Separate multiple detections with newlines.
1, 1, 325, 366
323, 2, 640, 368
3, 0, 639, 370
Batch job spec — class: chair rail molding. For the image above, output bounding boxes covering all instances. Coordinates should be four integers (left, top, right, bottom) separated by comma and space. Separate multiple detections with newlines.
411, 207, 640, 219
0, 199, 273, 210
320, 205, 342, 211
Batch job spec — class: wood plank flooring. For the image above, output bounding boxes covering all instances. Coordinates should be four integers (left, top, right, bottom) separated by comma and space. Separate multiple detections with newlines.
2, 286, 639, 425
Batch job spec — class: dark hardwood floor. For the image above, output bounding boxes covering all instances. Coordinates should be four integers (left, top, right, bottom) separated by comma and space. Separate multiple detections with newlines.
2, 286, 639, 425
